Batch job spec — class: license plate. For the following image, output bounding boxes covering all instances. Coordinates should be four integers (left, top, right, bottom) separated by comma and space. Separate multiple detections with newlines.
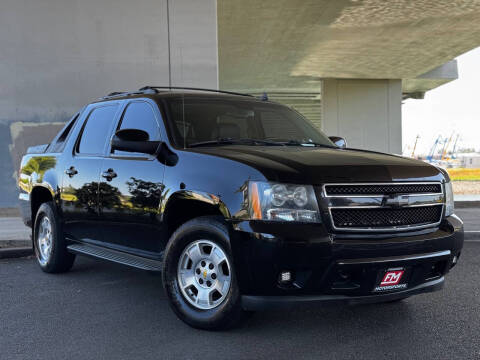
373, 268, 408, 292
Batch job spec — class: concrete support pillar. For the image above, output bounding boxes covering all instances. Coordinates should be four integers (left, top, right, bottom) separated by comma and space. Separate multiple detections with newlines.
321, 79, 402, 154
168, 0, 218, 89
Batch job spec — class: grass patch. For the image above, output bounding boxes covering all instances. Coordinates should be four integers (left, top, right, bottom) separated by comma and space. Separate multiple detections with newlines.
447, 168, 480, 181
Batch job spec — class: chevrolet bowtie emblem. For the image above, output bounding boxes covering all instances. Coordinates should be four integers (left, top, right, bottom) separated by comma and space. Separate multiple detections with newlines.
383, 194, 409, 208
203, 270, 208, 278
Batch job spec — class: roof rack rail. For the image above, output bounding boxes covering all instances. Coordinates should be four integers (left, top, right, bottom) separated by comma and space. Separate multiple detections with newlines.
107, 91, 127, 97
99, 88, 157, 100
138, 86, 253, 97
100, 86, 254, 101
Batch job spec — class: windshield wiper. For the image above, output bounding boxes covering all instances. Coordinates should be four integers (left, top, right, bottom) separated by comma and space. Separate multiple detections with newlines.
188, 138, 335, 148
286, 140, 336, 148
265, 138, 337, 148
188, 138, 284, 148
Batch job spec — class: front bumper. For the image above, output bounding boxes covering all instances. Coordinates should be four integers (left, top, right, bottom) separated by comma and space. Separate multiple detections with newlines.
230, 214, 463, 308
242, 276, 444, 311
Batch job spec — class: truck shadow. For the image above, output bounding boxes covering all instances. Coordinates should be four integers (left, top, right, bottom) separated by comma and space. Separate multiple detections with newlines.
73, 255, 418, 334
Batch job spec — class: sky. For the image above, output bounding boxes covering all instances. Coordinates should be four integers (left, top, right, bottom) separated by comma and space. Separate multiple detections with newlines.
402, 47, 480, 156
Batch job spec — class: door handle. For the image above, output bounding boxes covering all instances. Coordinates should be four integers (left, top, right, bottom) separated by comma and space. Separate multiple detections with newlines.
65, 166, 78, 177
102, 168, 117, 181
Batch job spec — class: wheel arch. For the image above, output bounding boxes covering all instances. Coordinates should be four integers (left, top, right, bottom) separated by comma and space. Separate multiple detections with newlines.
162, 189, 231, 239
30, 185, 55, 224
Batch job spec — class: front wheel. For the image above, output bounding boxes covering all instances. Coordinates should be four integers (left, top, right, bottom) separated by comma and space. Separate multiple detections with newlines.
162, 216, 247, 330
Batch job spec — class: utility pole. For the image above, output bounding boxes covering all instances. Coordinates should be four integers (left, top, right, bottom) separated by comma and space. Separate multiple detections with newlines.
411, 135, 420, 158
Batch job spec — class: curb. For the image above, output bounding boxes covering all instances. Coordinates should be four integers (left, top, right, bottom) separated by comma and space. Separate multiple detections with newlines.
455, 201, 480, 209
0, 246, 33, 259
0, 207, 21, 217
464, 232, 480, 241
0, 239, 31, 248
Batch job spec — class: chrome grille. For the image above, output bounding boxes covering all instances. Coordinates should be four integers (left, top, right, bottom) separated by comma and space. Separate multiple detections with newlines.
331, 205, 443, 229
324, 183, 442, 196
323, 182, 444, 232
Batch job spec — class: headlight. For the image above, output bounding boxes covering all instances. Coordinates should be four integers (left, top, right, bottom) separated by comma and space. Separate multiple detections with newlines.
445, 181, 454, 216
248, 181, 320, 222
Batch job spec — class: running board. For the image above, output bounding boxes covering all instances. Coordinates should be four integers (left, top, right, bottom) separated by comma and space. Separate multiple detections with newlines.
67, 243, 163, 271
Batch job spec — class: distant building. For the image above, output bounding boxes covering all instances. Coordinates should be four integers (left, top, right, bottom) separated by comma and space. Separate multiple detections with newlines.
458, 154, 480, 168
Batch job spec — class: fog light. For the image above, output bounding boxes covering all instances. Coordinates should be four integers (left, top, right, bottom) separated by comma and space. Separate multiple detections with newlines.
279, 271, 292, 284
452, 256, 458, 265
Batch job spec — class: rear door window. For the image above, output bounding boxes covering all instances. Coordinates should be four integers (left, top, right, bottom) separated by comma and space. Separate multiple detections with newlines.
48, 113, 79, 153
77, 105, 118, 155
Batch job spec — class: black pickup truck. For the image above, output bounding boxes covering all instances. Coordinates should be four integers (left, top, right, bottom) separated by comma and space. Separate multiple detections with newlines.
18, 87, 463, 330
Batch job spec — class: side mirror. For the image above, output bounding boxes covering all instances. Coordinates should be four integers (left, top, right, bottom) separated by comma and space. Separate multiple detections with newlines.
329, 136, 347, 149
111, 128, 161, 155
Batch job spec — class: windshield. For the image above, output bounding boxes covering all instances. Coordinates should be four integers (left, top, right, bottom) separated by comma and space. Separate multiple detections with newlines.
164, 96, 335, 148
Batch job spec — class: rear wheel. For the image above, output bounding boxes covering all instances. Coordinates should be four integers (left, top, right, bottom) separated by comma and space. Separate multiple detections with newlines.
162, 216, 246, 330
34, 202, 75, 273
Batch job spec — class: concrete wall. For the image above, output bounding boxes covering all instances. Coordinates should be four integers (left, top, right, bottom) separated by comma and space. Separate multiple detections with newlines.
321, 79, 402, 154
0, 0, 218, 207
169, 0, 218, 88
0, 0, 218, 122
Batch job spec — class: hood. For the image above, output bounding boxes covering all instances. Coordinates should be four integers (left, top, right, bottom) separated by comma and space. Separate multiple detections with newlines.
188, 145, 444, 184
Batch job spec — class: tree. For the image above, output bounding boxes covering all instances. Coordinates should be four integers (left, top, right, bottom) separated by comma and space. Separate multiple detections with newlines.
75, 182, 121, 213
126, 177, 163, 211
21, 156, 57, 182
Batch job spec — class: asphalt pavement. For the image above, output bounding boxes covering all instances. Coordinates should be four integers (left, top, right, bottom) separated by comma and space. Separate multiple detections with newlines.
453, 208, 479, 230
1, 242, 479, 360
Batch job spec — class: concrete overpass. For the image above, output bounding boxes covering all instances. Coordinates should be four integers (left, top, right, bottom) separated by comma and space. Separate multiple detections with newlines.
1, 0, 480, 206
218, 0, 480, 152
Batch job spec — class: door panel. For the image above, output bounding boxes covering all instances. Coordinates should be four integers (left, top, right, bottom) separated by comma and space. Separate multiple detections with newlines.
97, 100, 166, 253
61, 158, 103, 241
98, 158, 166, 252
60, 104, 120, 242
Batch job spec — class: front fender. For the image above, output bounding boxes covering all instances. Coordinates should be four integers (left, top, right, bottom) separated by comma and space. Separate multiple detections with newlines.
161, 149, 267, 222
161, 189, 231, 220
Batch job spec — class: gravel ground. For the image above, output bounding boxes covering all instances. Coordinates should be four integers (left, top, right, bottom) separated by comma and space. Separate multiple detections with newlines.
453, 181, 480, 195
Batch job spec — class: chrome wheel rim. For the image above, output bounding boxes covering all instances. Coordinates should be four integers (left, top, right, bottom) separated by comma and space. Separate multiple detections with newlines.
177, 240, 231, 310
36, 217, 53, 265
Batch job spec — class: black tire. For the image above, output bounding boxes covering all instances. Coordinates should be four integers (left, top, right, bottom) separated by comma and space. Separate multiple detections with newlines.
162, 216, 246, 330
33, 202, 75, 273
